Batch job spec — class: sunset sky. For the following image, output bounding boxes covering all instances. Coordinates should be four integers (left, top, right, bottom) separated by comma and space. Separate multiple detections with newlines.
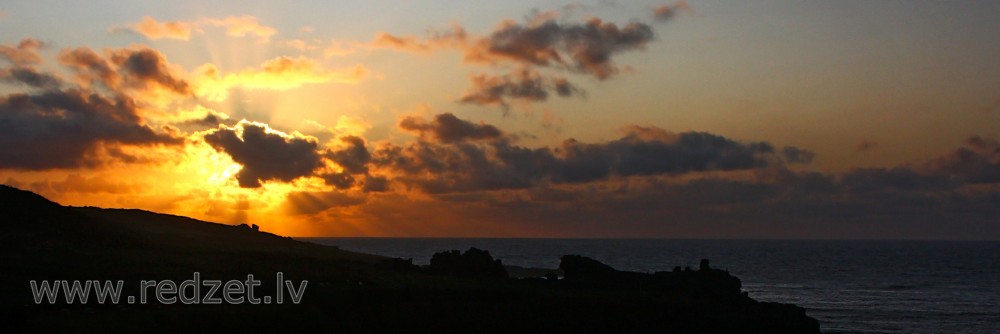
2, 1, 999, 238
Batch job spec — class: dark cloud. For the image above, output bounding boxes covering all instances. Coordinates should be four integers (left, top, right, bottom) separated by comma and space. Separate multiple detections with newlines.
362, 175, 390, 193
855, 139, 878, 152
314, 158, 1000, 239
202, 127, 382, 191
109, 48, 191, 95
0, 41, 187, 171
0, 89, 180, 170
838, 167, 956, 193
458, 68, 582, 108
0, 40, 61, 90
374, 13, 660, 112
58, 46, 191, 96
1, 66, 62, 89
327, 135, 371, 174
321, 136, 391, 191
203, 121, 324, 188
782, 146, 815, 164
554, 130, 787, 182
376, 114, 810, 193
399, 113, 503, 143
371, 159, 1000, 239
181, 113, 227, 127
466, 18, 655, 80
58, 47, 120, 88
373, 140, 538, 193
925, 135, 1000, 184
320, 172, 355, 189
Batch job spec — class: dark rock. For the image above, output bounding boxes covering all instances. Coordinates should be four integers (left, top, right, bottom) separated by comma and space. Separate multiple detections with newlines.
559, 254, 616, 280
428, 247, 507, 279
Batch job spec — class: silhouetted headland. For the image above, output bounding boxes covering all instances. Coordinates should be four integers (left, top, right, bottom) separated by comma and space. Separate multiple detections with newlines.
0, 185, 819, 333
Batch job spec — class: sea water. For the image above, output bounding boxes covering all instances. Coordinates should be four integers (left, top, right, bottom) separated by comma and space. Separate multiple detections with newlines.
305, 238, 1000, 334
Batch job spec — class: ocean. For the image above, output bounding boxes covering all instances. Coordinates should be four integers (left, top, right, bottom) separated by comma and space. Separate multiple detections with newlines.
304, 238, 1000, 334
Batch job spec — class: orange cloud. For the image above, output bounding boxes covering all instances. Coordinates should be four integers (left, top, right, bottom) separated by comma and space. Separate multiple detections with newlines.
57, 45, 193, 107
323, 41, 364, 57
204, 15, 276, 43
118, 15, 276, 43
370, 24, 467, 53
653, 1, 693, 22
283, 39, 318, 52
132, 16, 194, 40
0, 39, 45, 65
194, 56, 366, 101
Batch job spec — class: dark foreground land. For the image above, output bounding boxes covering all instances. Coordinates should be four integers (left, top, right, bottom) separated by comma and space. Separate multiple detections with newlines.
0, 185, 819, 333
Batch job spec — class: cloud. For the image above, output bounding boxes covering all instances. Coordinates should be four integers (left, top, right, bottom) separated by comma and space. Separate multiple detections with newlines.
204, 15, 277, 43
0, 39, 44, 66
282, 39, 319, 52
464, 17, 655, 80
118, 15, 276, 43
109, 48, 191, 95
1, 66, 63, 89
279, 39, 371, 58
58, 46, 192, 97
855, 139, 878, 152
320, 172, 355, 190
199, 122, 380, 190
399, 113, 503, 143
373, 114, 810, 193
925, 135, 1000, 184
653, 1, 693, 22
335, 145, 1000, 238
0, 89, 181, 170
837, 167, 955, 194
371, 24, 467, 53
0, 41, 191, 171
58, 47, 118, 87
194, 56, 366, 101
362, 175, 390, 193
458, 68, 582, 108
155, 105, 231, 131
373, 33, 433, 53
128, 16, 195, 40
296, 157, 1000, 238
370, 11, 661, 112
782, 146, 815, 164
323, 41, 361, 57
327, 135, 371, 174
377, 16, 655, 80
202, 120, 324, 188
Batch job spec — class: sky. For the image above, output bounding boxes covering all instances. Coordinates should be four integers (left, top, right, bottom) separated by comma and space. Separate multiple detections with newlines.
1, 1, 999, 239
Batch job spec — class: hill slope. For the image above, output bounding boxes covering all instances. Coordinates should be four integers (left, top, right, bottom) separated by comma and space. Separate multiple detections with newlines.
0, 185, 820, 333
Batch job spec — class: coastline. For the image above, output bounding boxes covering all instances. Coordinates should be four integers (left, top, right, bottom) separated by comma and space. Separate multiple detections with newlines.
1, 185, 821, 333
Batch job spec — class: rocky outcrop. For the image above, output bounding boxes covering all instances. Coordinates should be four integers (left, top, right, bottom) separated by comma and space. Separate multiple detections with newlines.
428, 247, 508, 279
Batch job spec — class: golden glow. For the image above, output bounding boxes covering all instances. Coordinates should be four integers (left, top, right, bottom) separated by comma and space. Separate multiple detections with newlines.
193, 57, 367, 101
